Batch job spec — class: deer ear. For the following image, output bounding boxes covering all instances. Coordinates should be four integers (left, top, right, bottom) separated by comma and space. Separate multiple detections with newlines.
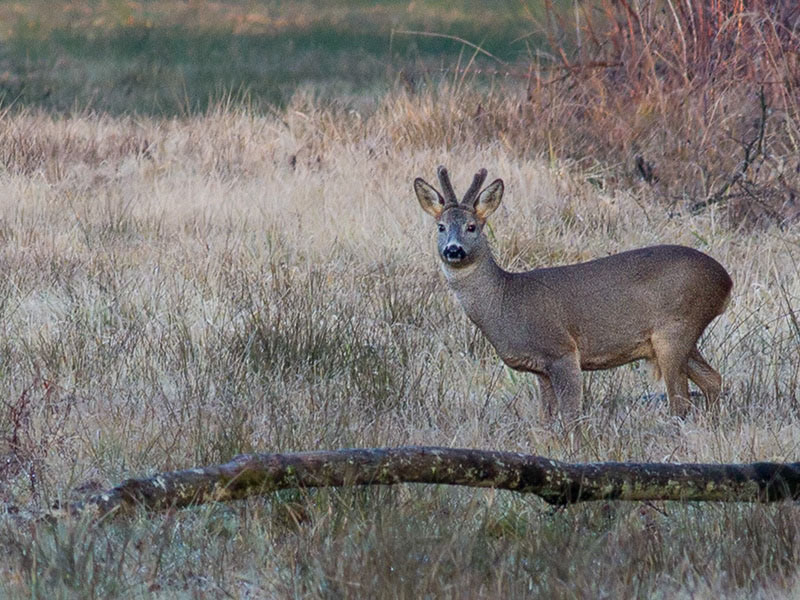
474, 179, 503, 221
414, 178, 445, 218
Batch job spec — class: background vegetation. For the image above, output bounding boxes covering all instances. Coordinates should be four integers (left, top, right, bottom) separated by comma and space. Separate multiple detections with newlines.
0, 0, 798, 597
0, 0, 537, 113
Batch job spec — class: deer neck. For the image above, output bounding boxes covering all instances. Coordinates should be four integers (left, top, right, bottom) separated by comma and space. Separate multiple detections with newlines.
441, 249, 507, 327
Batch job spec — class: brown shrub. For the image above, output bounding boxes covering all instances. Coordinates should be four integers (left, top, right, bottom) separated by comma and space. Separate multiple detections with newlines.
525, 0, 800, 225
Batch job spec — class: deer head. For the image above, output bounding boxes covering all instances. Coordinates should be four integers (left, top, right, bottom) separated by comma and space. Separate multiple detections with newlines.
414, 166, 504, 267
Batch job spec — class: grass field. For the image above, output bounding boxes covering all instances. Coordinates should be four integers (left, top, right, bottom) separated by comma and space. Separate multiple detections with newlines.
0, 1, 799, 598
0, 0, 538, 115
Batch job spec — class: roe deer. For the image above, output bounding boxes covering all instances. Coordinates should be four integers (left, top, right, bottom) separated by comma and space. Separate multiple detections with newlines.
414, 166, 732, 423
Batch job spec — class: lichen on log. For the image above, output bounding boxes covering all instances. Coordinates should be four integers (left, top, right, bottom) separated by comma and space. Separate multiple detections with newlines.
40, 446, 800, 520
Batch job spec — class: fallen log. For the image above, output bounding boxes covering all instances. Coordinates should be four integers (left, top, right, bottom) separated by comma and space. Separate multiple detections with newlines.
43, 446, 800, 520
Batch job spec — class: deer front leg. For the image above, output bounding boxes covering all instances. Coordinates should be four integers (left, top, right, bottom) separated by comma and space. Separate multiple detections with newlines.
546, 353, 583, 427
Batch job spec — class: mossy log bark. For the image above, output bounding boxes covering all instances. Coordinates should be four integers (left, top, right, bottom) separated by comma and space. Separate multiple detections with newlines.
52, 446, 800, 519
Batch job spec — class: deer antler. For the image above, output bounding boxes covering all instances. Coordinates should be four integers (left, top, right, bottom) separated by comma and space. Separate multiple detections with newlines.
462, 168, 488, 206
437, 166, 459, 205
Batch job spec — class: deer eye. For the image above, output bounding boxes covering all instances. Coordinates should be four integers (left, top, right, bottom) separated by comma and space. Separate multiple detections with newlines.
437, 223, 445, 232
466, 223, 476, 232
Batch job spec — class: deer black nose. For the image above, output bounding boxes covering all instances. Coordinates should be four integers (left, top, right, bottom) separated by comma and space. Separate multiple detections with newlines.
442, 244, 466, 261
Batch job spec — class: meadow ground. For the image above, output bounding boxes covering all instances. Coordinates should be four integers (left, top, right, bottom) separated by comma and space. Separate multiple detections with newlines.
0, 0, 536, 114
0, 96, 797, 598
0, 0, 799, 598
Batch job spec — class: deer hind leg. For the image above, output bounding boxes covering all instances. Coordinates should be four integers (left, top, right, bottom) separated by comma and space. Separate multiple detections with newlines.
687, 346, 722, 411
546, 352, 583, 426
651, 330, 694, 418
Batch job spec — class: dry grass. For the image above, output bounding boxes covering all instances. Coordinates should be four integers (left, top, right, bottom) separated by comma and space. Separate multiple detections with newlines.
525, 0, 800, 225
0, 95, 796, 597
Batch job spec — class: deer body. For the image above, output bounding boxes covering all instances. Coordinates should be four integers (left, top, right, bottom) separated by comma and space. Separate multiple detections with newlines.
415, 166, 732, 422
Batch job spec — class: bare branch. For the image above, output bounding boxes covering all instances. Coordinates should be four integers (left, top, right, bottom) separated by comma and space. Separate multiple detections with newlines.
693, 88, 769, 213
18, 446, 800, 522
